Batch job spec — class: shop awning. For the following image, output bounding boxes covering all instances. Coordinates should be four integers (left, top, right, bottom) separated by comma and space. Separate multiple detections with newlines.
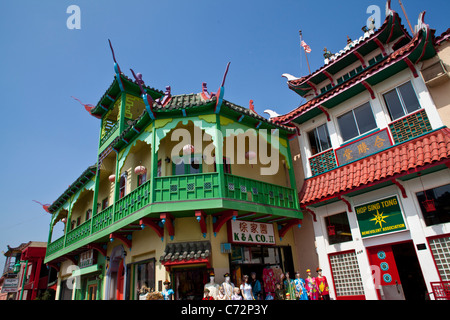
160, 241, 211, 268
71, 264, 101, 277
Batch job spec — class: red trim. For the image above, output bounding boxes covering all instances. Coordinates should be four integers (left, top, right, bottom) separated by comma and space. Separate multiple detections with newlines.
318, 105, 331, 121
361, 81, 375, 99
87, 243, 107, 257
278, 219, 302, 239
403, 57, 418, 78
195, 210, 207, 236
301, 206, 317, 222
160, 213, 175, 239
338, 196, 352, 212
46, 263, 60, 272
110, 233, 132, 250
162, 259, 210, 271
306, 81, 318, 96
353, 51, 367, 68
374, 37, 387, 56
213, 210, 238, 235
392, 179, 407, 198
323, 71, 335, 86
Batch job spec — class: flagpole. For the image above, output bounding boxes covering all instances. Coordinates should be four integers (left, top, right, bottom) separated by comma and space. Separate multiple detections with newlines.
299, 30, 311, 74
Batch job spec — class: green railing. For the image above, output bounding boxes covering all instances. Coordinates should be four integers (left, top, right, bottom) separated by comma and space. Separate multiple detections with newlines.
114, 179, 151, 221
154, 172, 220, 202
46, 172, 298, 259
46, 235, 65, 256
92, 205, 114, 234
224, 174, 298, 209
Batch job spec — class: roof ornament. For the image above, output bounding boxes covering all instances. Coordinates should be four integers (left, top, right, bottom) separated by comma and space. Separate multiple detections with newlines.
71, 96, 102, 119
414, 11, 428, 34
214, 62, 231, 114
201, 82, 215, 100
108, 39, 125, 91
281, 73, 301, 81
157, 86, 172, 106
130, 69, 156, 120
385, 0, 393, 17
32, 200, 51, 213
249, 100, 258, 115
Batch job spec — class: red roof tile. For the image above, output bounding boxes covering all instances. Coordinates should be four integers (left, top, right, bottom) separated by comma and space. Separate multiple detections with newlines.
299, 128, 450, 206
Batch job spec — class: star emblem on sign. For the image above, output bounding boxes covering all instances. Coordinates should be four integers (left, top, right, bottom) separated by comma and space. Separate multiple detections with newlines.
370, 209, 389, 228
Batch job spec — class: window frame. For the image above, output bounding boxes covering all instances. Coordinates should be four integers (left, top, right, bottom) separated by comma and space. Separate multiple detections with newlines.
172, 154, 203, 176
382, 80, 421, 121
307, 123, 332, 156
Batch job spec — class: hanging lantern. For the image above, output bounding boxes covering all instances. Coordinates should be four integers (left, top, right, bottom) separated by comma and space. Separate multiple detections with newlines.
422, 199, 436, 212
183, 144, 195, 155
245, 151, 257, 160
134, 165, 147, 175
108, 174, 116, 183
61, 217, 67, 224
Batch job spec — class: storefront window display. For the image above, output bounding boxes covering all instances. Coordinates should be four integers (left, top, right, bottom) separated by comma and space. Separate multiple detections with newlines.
230, 245, 293, 299
172, 267, 209, 300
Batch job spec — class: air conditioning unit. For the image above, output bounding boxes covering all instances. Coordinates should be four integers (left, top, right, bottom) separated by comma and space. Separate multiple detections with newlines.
422, 60, 450, 87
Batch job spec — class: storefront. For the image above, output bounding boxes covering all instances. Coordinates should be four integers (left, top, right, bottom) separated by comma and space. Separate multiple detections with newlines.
228, 219, 295, 298
73, 249, 104, 300
312, 170, 450, 300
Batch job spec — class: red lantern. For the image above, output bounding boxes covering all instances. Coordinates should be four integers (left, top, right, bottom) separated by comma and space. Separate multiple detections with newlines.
183, 144, 195, 155
134, 165, 147, 175
422, 199, 436, 212
109, 174, 116, 183
327, 225, 336, 236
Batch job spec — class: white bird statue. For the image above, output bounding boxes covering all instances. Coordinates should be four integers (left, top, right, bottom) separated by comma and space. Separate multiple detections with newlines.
282, 73, 301, 81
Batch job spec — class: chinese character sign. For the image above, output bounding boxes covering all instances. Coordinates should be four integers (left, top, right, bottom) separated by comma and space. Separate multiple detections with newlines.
354, 195, 407, 238
335, 129, 392, 166
230, 220, 276, 245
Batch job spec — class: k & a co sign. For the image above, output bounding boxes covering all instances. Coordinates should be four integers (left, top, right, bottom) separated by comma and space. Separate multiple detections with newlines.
230, 220, 275, 245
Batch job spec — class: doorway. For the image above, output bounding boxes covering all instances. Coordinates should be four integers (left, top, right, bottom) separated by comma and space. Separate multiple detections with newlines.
391, 242, 427, 300
367, 241, 427, 300
116, 258, 125, 300
172, 266, 208, 300
88, 284, 97, 300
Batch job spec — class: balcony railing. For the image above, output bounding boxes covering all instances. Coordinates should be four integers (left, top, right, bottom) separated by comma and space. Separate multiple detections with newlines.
154, 173, 220, 202
224, 174, 298, 210
46, 173, 297, 259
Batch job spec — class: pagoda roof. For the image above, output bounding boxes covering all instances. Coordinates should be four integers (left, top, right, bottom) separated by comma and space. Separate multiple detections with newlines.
47, 165, 97, 214
299, 128, 450, 207
273, 14, 437, 125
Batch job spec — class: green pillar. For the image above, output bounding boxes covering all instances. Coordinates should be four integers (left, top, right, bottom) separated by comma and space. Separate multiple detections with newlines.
214, 114, 225, 198
285, 136, 300, 210
150, 123, 157, 204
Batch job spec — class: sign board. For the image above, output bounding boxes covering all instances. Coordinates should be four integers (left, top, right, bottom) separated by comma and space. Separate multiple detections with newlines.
335, 129, 392, 166
79, 249, 95, 269
355, 195, 407, 238
230, 220, 275, 245
1, 278, 19, 293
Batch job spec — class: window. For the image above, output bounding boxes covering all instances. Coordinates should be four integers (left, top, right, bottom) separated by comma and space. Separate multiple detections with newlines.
383, 81, 421, 121
329, 251, 365, 298
85, 209, 92, 221
325, 212, 353, 245
137, 173, 147, 187
416, 183, 450, 227
119, 173, 127, 199
308, 123, 332, 155
337, 102, 377, 142
428, 236, 450, 281
101, 197, 109, 210
172, 155, 203, 175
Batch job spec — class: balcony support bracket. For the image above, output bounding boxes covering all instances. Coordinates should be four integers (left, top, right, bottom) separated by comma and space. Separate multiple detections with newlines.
213, 210, 238, 237
140, 218, 164, 240
195, 210, 208, 238
160, 213, 175, 240
279, 218, 302, 241
110, 233, 132, 250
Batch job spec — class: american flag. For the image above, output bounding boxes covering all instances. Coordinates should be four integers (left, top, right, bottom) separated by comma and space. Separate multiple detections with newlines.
301, 40, 311, 53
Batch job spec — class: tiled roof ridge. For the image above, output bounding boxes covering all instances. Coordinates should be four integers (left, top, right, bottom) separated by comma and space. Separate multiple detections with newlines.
272, 27, 424, 125
299, 127, 450, 206
283, 11, 411, 90
435, 28, 450, 46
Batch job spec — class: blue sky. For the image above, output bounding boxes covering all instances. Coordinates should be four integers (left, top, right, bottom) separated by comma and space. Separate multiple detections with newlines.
0, 0, 449, 268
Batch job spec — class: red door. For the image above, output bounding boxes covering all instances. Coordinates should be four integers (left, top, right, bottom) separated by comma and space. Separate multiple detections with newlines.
116, 259, 124, 300
367, 245, 405, 300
